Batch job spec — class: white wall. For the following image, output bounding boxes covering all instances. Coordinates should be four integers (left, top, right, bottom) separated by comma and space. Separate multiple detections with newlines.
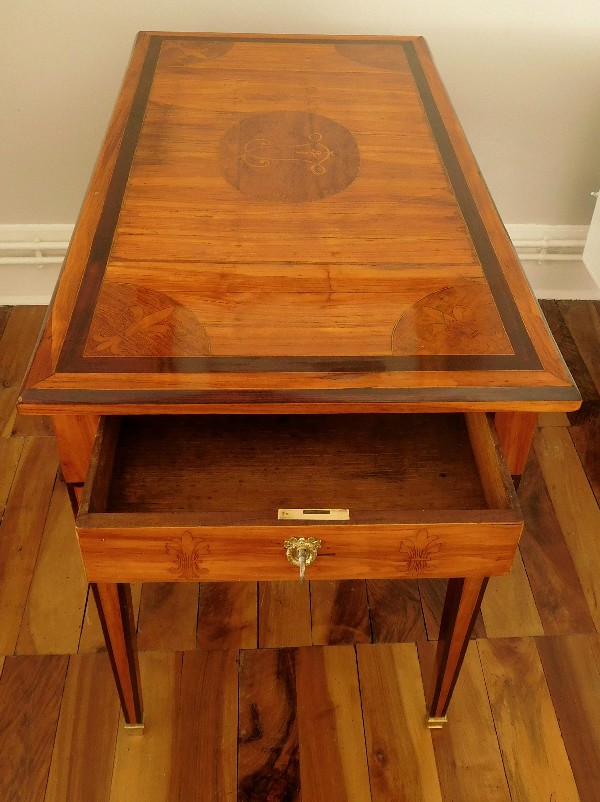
2, 0, 600, 225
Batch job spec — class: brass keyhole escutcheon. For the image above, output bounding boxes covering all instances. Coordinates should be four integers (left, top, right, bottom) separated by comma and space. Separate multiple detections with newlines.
283, 537, 321, 583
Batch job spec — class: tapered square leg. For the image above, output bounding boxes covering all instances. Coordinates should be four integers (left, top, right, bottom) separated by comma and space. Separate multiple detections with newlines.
427, 576, 488, 726
495, 411, 537, 488
92, 582, 144, 727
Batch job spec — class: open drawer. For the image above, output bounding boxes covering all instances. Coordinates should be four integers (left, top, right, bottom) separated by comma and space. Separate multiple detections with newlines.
76, 413, 523, 583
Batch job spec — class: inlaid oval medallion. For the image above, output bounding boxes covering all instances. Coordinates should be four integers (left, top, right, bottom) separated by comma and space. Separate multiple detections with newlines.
219, 111, 360, 203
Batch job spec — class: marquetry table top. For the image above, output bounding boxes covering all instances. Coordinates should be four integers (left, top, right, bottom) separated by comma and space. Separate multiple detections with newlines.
21, 33, 579, 413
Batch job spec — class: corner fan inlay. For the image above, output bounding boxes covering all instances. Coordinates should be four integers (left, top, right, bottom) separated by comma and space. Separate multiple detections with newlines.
391, 286, 513, 355
86, 283, 211, 357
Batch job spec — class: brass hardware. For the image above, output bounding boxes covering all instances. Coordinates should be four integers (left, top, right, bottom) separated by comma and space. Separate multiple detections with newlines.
426, 716, 448, 729
278, 508, 349, 520
124, 721, 145, 734
283, 536, 322, 582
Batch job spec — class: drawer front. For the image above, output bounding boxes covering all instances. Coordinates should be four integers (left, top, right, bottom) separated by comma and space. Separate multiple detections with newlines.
76, 518, 522, 583
76, 411, 524, 583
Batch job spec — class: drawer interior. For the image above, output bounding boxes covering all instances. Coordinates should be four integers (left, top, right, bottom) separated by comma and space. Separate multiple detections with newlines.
85, 413, 515, 525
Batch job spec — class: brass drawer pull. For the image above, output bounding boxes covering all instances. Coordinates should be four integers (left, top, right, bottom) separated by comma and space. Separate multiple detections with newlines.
283, 537, 322, 583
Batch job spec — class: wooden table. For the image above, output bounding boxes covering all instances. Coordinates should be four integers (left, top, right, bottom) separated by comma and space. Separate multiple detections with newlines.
19, 33, 580, 730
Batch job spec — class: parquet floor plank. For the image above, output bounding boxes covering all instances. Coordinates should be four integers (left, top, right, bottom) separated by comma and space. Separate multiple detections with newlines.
0, 306, 11, 342
479, 637, 580, 802
0, 306, 48, 436
418, 640, 511, 802
16, 479, 88, 654
570, 415, 600, 506
558, 300, 600, 394
137, 583, 199, 651
367, 579, 427, 642
0, 436, 57, 654
537, 634, 600, 802
197, 581, 258, 649
481, 549, 544, 637
535, 427, 600, 630
238, 648, 300, 802
310, 580, 371, 645
297, 645, 371, 802
357, 643, 443, 802
0, 436, 23, 515
44, 653, 120, 802
259, 581, 312, 648
109, 651, 182, 802
518, 447, 595, 635
538, 411, 570, 427
0, 654, 68, 802
169, 650, 238, 802
539, 300, 599, 424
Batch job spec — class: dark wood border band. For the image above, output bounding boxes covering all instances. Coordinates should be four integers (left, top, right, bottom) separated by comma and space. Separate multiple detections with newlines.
58, 35, 541, 376
22, 384, 581, 408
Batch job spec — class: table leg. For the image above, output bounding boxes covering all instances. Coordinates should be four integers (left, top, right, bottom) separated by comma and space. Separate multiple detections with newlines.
494, 411, 537, 488
92, 583, 144, 728
426, 576, 489, 728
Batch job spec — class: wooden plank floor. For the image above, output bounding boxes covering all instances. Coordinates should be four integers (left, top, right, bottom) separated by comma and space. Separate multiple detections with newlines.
0, 302, 599, 801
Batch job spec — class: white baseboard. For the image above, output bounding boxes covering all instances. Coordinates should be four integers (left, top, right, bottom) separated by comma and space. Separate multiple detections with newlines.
1, 223, 598, 304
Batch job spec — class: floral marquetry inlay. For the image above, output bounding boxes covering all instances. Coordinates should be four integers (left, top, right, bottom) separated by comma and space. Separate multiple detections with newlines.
220, 111, 360, 203
398, 529, 441, 576
166, 531, 209, 579
391, 285, 513, 356
86, 283, 210, 357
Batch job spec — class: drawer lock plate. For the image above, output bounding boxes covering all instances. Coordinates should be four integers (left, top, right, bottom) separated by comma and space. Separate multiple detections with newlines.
283, 536, 322, 583
278, 508, 349, 520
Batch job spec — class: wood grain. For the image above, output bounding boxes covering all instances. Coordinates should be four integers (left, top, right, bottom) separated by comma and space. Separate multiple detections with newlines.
537, 634, 600, 801
0, 305, 46, 434
77, 412, 522, 584
19, 35, 577, 414
238, 649, 300, 802
296, 645, 371, 802
569, 414, 600, 505
478, 637, 580, 802
197, 581, 257, 649
0, 655, 68, 802
0, 305, 10, 341
310, 580, 371, 645
110, 652, 182, 802
102, 414, 491, 515
494, 410, 537, 478
44, 653, 121, 802
258, 582, 312, 648
169, 650, 238, 802
16, 479, 88, 654
518, 447, 595, 635
367, 579, 427, 642
136, 583, 199, 651
357, 643, 443, 802
540, 299, 598, 423
535, 426, 600, 630
558, 300, 600, 393
418, 640, 511, 802
53, 414, 99, 484
0, 436, 58, 653
0, 436, 23, 514
480, 549, 543, 638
